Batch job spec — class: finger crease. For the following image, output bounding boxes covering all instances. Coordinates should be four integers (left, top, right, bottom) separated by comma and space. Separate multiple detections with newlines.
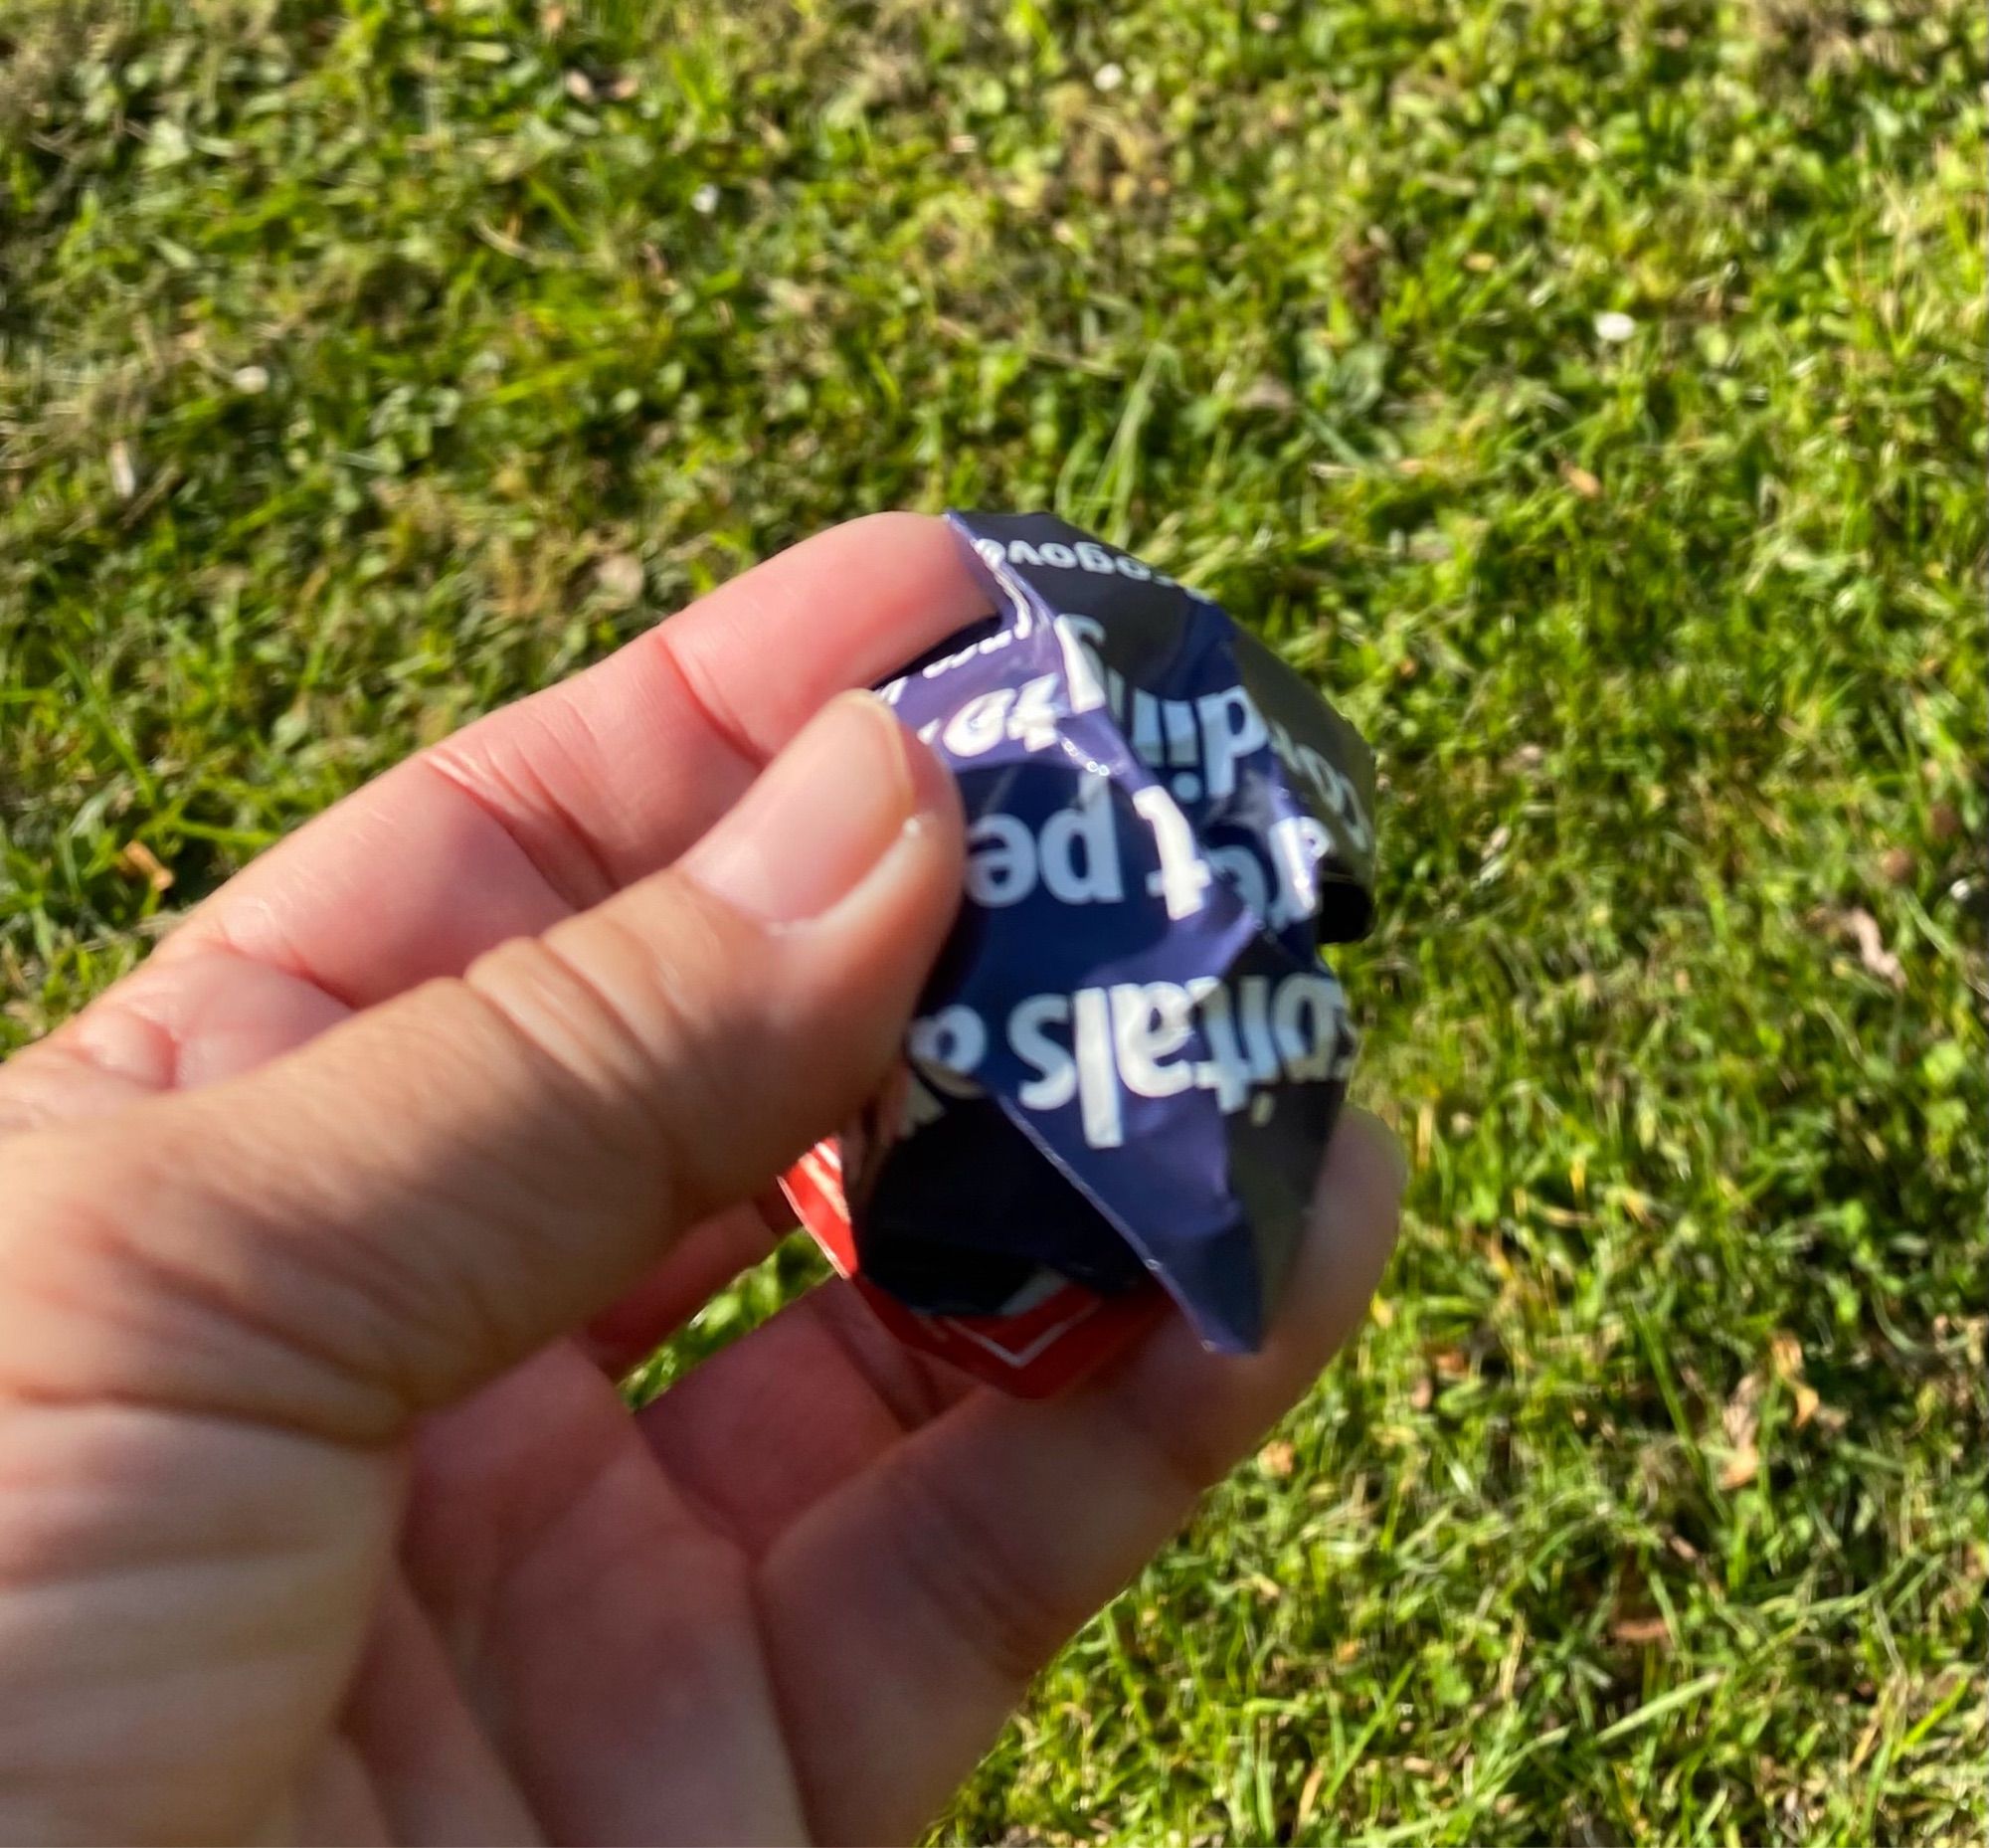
422, 750, 622, 917
644, 622, 770, 780
879, 1443, 1077, 1693
1093, 1383, 1235, 1509
493, 920, 701, 1182
809, 1287, 956, 1434
743, 1570, 827, 1843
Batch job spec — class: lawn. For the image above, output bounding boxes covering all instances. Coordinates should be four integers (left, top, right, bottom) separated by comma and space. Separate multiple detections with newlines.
3, 0, 1984, 1840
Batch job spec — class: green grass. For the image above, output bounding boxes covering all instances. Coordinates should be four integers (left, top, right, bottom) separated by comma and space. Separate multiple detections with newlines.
4, 0, 1984, 1839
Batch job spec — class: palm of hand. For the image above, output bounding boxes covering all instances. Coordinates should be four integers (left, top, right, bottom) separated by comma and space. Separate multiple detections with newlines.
345, 1298, 1030, 1844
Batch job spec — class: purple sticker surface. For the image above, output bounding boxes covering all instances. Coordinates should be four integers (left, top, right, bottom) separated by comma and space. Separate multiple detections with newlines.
847, 512, 1377, 1355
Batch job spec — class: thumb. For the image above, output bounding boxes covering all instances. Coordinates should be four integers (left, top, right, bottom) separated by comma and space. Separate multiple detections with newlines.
0, 693, 962, 1440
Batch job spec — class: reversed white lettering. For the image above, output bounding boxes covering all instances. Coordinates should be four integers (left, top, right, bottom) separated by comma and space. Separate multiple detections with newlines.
1131, 785, 1213, 919
1272, 975, 1341, 1080
985, 533, 1171, 587
908, 1004, 987, 1095
1071, 986, 1124, 1149
966, 777, 1125, 910
1110, 982, 1195, 1098
1039, 778, 1124, 904
964, 812, 1035, 906
936, 671, 1065, 761
1236, 977, 1284, 1087
1054, 616, 1110, 713
1011, 993, 1075, 1110
981, 967, 1354, 1148
1196, 684, 1270, 799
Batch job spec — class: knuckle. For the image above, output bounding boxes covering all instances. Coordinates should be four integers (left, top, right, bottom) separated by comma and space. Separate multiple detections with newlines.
423, 735, 621, 916
466, 926, 683, 1154
461, 906, 744, 1215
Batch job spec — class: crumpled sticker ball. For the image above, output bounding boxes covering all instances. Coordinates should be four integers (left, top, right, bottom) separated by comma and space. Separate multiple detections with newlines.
781, 512, 1377, 1393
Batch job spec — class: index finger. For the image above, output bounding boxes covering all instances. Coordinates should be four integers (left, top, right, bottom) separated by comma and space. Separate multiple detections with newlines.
159, 512, 986, 1007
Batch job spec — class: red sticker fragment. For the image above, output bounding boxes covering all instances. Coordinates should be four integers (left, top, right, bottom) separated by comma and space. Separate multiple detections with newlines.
780, 1137, 1164, 1398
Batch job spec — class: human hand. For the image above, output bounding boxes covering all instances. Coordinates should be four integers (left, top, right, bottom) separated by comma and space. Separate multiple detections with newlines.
0, 514, 1404, 1844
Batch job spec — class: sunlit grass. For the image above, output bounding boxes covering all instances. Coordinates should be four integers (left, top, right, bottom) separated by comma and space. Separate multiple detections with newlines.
3, 0, 1983, 1839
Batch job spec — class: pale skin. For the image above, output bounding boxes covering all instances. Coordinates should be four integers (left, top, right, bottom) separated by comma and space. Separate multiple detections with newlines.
0, 514, 1404, 1845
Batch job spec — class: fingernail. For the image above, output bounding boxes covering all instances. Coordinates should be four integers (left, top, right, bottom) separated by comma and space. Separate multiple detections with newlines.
683, 691, 947, 925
